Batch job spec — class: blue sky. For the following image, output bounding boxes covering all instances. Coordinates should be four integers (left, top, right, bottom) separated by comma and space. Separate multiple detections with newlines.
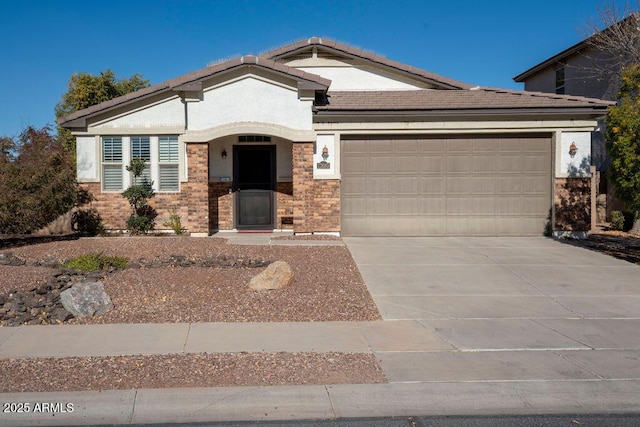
0, 0, 609, 139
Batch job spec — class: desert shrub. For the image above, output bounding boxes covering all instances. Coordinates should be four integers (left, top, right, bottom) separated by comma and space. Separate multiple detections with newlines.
610, 211, 625, 231
163, 206, 186, 235
62, 253, 128, 271
72, 208, 105, 236
0, 127, 76, 234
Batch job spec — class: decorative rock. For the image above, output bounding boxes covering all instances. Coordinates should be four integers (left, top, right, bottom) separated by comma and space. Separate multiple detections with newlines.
60, 282, 113, 318
0, 252, 25, 266
248, 261, 294, 291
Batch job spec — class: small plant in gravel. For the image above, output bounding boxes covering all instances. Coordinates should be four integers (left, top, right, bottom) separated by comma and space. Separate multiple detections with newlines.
61, 253, 128, 272
163, 206, 186, 235
122, 157, 157, 234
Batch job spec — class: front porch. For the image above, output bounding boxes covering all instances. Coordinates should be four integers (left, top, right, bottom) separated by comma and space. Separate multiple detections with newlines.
186, 136, 340, 235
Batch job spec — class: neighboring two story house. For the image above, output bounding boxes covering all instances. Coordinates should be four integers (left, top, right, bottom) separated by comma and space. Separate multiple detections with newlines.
59, 37, 611, 237
514, 14, 638, 220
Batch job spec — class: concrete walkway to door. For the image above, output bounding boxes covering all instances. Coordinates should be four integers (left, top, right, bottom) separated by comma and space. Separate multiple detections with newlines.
344, 236, 640, 384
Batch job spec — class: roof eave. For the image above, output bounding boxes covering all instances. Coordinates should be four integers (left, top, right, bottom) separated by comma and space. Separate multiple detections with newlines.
513, 40, 588, 82
58, 60, 330, 128
314, 107, 610, 119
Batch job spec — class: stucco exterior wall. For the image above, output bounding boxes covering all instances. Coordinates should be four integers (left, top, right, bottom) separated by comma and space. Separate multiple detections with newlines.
188, 77, 313, 131
92, 96, 185, 129
297, 66, 425, 91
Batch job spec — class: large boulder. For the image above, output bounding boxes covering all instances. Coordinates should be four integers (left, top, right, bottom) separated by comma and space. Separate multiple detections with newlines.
60, 282, 113, 318
248, 261, 294, 291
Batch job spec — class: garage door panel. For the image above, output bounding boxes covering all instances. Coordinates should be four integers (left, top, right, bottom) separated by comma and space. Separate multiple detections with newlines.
395, 177, 419, 194
368, 198, 394, 215
395, 157, 419, 174
420, 197, 446, 215
473, 138, 498, 152
522, 176, 549, 193
369, 139, 394, 153
524, 155, 550, 172
447, 139, 473, 152
395, 139, 419, 152
342, 197, 366, 215
420, 177, 445, 194
342, 176, 368, 195
342, 139, 368, 154
497, 176, 523, 193
341, 156, 367, 172
497, 156, 524, 172
394, 198, 419, 215
421, 139, 446, 152
420, 157, 445, 173
342, 135, 551, 236
473, 156, 496, 172
370, 156, 394, 173
369, 177, 395, 193
447, 156, 471, 173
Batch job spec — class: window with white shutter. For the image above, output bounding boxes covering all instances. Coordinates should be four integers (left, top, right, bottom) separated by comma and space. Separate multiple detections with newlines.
102, 136, 123, 191
130, 136, 151, 184
158, 136, 179, 191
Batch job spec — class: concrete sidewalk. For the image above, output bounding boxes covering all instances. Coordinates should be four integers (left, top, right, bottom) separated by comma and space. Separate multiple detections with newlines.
1, 236, 640, 425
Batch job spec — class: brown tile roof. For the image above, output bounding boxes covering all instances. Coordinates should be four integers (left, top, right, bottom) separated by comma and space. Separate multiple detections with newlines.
58, 55, 331, 126
260, 37, 473, 90
314, 88, 614, 115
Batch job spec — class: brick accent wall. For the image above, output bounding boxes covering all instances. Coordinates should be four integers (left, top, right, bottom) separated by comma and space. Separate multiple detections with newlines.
555, 177, 591, 231
276, 182, 294, 230
78, 143, 210, 234
209, 182, 233, 230
292, 142, 340, 233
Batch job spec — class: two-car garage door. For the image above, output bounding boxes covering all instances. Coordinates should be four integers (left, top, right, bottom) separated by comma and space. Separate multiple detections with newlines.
341, 134, 552, 236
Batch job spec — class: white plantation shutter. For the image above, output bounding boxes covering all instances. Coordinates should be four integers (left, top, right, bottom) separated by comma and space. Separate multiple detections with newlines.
131, 137, 151, 184
103, 165, 123, 190
102, 137, 123, 191
159, 136, 179, 191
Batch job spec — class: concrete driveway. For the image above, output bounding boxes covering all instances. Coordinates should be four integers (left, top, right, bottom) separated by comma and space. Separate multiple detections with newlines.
344, 236, 640, 384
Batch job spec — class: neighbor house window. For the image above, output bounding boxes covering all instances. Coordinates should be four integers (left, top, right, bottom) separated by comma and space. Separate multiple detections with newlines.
158, 136, 179, 191
102, 136, 123, 191
555, 63, 565, 95
130, 136, 151, 184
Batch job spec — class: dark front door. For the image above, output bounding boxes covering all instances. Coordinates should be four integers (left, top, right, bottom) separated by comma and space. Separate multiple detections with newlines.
233, 145, 276, 229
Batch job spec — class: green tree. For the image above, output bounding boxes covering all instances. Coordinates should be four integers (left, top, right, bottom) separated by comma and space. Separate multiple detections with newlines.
122, 158, 157, 234
605, 64, 640, 233
55, 70, 149, 156
0, 126, 77, 234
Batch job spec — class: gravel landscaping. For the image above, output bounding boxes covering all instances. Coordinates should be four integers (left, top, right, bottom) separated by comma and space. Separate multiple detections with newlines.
0, 236, 381, 325
0, 236, 386, 391
0, 352, 386, 392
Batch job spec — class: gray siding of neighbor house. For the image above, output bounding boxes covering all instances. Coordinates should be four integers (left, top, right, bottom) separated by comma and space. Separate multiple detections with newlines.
521, 48, 615, 172
522, 48, 617, 101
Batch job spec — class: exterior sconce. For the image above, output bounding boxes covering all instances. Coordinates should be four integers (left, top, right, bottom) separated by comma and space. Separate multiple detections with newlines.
569, 142, 578, 158
221, 149, 227, 159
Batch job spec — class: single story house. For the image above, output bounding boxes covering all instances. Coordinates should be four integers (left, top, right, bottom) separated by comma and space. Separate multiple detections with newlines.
58, 37, 613, 237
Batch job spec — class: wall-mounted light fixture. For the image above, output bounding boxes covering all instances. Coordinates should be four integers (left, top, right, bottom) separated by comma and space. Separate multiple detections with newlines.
569, 142, 578, 158
221, 149, 227, 159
